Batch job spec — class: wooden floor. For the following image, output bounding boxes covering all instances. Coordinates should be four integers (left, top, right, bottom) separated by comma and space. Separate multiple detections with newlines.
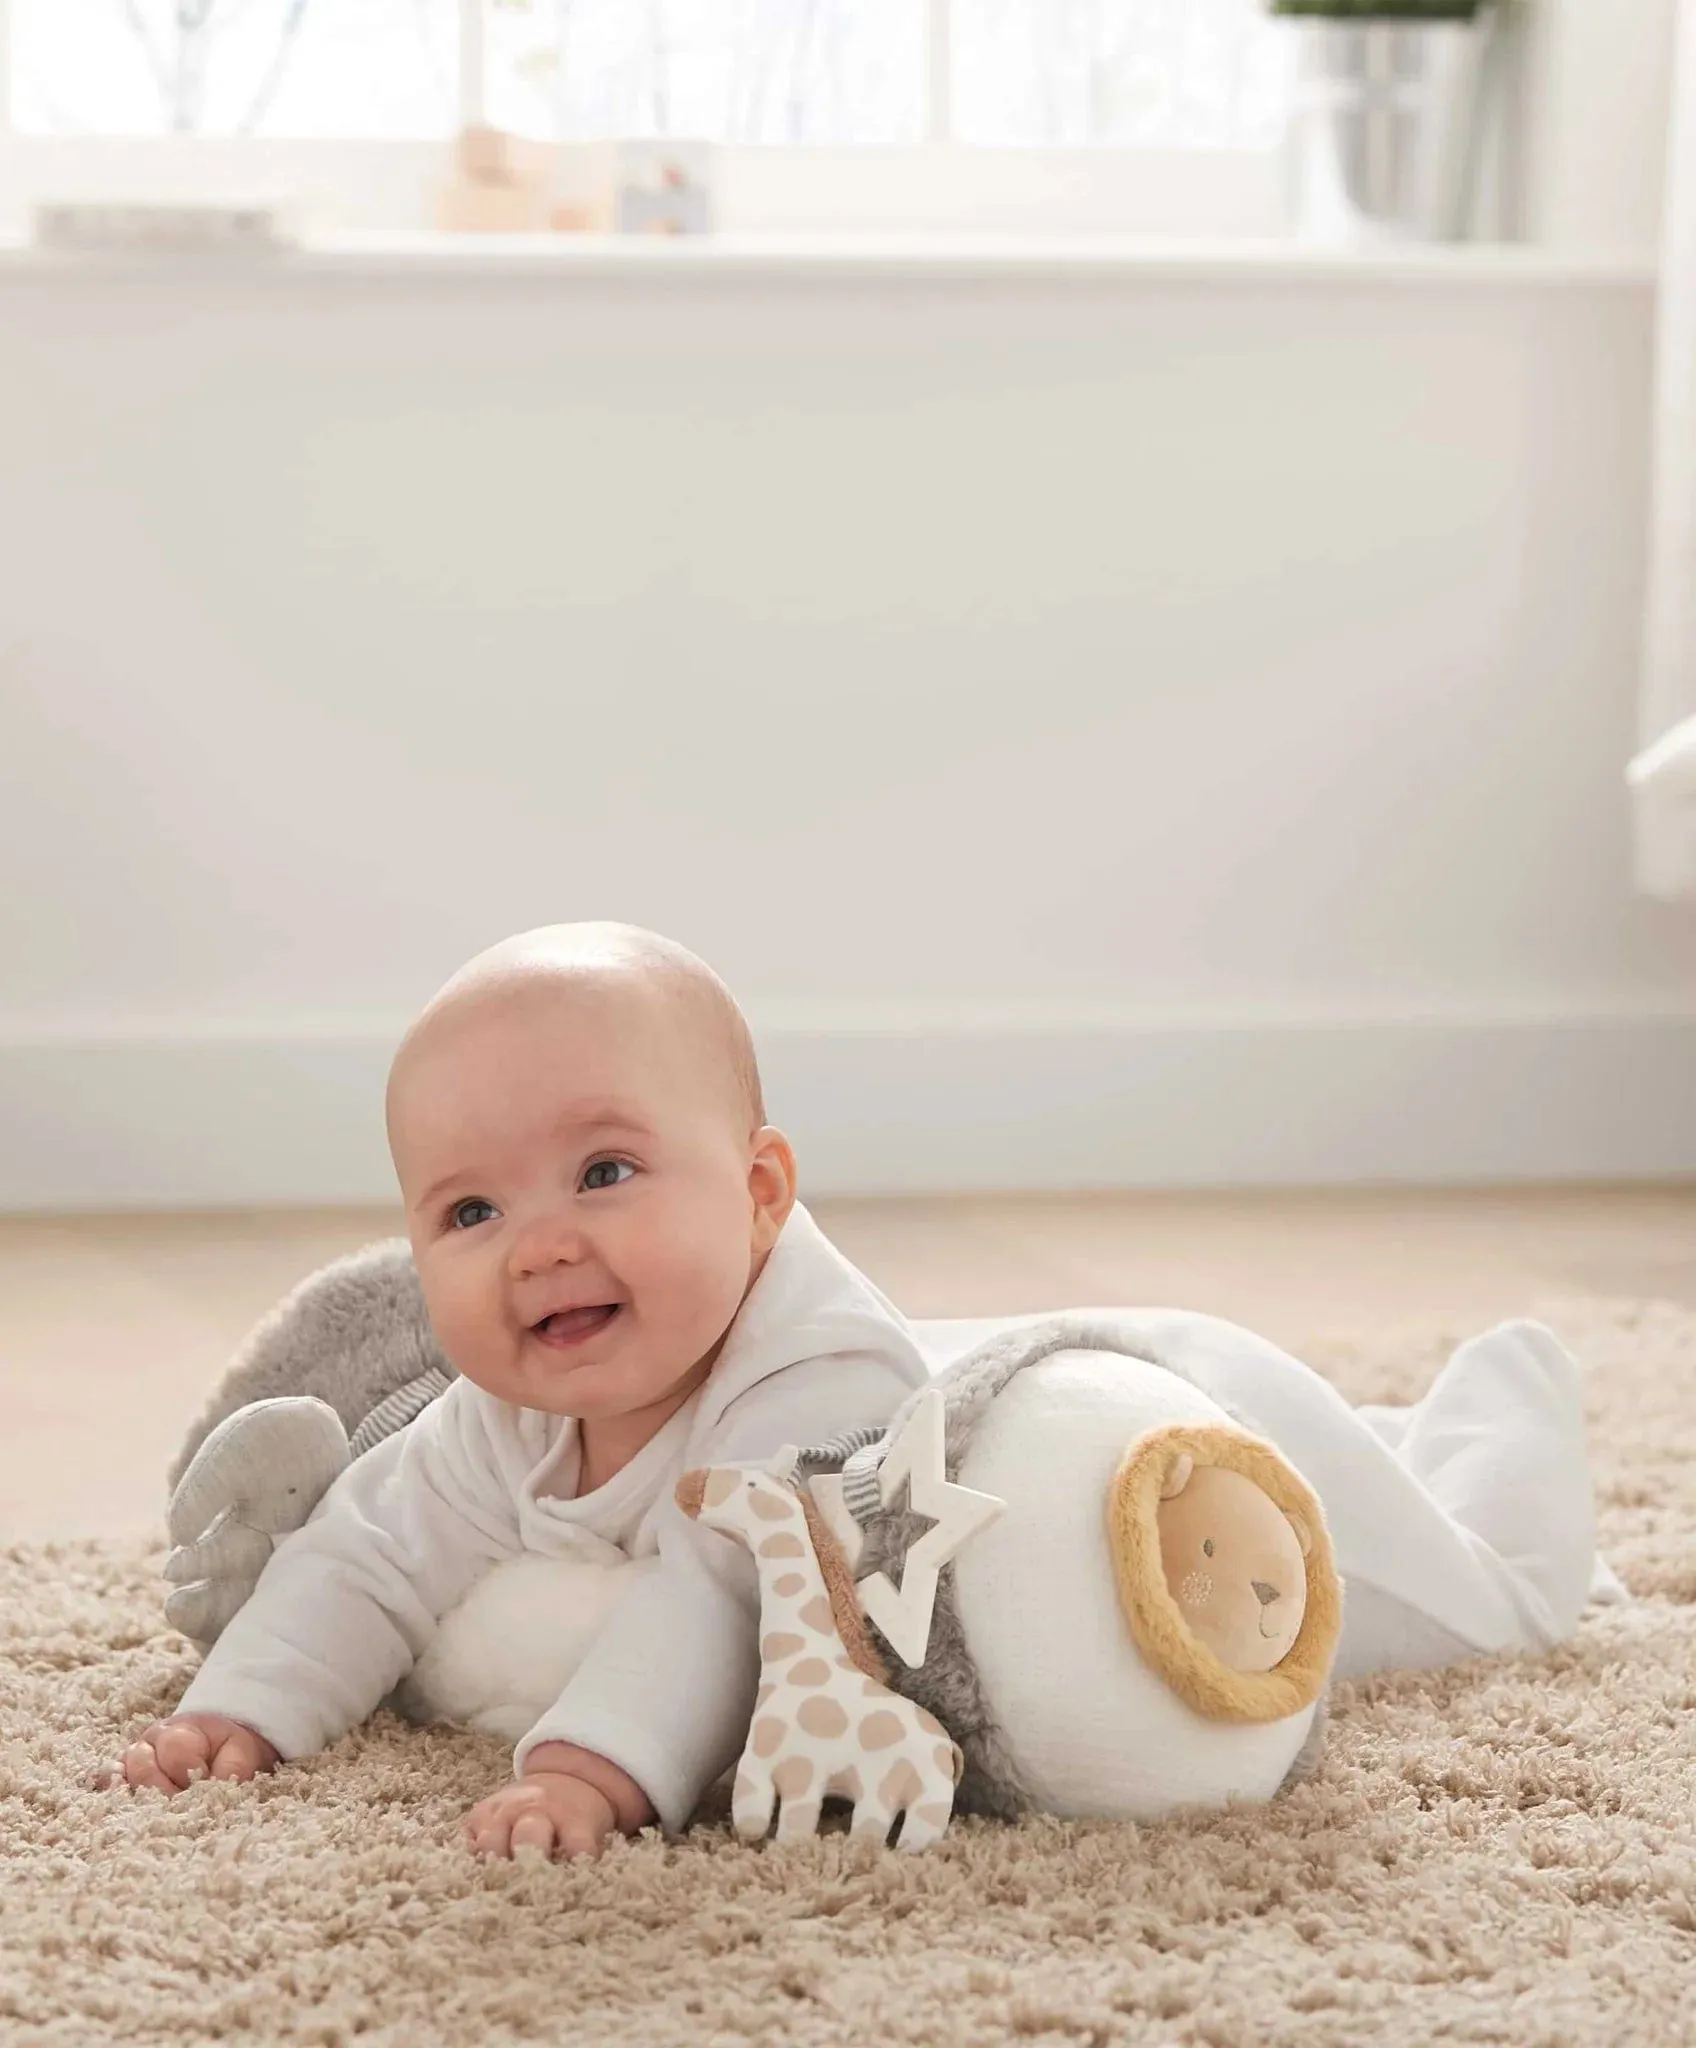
5, 1184, 1694, 1542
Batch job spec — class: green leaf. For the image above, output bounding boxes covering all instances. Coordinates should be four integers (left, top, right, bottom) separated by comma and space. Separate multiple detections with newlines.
1267, 1, 1483, 18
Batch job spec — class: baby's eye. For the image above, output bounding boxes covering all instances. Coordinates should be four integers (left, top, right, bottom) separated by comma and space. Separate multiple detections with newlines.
581, 1158, 636, 1192
1202, 1539, 1215, 1558
448, 1197, 497, 1231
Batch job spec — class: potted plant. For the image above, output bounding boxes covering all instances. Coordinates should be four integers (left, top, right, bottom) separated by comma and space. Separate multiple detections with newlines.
1267, 1, 1502, 246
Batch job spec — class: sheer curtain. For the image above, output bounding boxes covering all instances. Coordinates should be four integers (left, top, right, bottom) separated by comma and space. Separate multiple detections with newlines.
1634, 0, 1696, 899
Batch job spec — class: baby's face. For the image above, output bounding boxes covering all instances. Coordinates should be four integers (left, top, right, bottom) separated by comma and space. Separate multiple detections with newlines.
389, 983, 784, 1423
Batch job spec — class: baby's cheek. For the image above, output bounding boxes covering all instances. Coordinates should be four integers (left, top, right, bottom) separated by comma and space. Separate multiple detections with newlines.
634, 1217, 748, 1336
424, 1270, 497, 1378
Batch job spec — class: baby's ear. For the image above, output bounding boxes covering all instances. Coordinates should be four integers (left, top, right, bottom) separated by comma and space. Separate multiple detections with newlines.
1282, 1505, 1314, 1557
1159, 1451, 1195, 1501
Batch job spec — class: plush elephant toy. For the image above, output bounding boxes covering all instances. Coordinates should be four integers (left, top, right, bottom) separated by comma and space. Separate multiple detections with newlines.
166, 1243, 1342, 1826
164, 1238, 455, 1647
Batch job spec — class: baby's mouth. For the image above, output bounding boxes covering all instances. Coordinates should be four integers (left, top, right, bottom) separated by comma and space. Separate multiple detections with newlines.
532, 1304, 622, 1349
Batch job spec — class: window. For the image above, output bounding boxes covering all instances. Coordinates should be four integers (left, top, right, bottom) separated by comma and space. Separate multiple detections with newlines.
484, 0, 928, 146
1, 1, 1294, 236
10, 1, 458, 138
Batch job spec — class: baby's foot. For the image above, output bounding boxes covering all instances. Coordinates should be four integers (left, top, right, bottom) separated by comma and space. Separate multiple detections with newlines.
164, 1397, 350, 1644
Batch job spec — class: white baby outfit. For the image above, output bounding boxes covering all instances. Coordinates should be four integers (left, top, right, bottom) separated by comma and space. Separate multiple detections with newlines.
181, 1206, 1613, 1832
177, 1201, 929, 1831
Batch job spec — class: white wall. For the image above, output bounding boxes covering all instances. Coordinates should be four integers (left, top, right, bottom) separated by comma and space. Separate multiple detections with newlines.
1515, 0, 1678, 249
1, 247, 1692, 1206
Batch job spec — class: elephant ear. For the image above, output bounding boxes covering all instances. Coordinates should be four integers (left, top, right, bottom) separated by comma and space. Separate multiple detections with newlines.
167, 1236, 446, 1495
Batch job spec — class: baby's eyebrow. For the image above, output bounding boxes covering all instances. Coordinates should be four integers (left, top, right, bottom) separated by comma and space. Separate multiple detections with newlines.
410, 1108, 656, 1213
563, 1103, 656, 1138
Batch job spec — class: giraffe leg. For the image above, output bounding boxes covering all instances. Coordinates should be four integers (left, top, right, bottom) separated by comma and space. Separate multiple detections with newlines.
731, 1760, 777, 1844
775, 1794, 824, 1844
848, 1796, 895, 1846
892, 1791, 954, 1852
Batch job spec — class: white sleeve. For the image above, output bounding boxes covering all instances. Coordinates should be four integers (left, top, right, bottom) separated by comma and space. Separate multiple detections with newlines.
512, 1350, 919, 1833
175, 1379, 525, 1759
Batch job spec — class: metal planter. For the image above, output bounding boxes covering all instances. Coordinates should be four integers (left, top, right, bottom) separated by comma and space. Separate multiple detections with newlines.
1282, 8, 1499, 245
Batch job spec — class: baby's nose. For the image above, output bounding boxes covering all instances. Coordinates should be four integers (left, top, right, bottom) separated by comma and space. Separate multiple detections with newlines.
1252, 1580, 1280, 1607
511, 1213, 591, 1275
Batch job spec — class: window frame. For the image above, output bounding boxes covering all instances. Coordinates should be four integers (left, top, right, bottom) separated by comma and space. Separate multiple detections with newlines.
0, 0, 1291, 242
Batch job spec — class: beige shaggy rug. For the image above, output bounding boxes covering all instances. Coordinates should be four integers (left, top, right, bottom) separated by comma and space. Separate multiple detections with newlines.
3, 1296, 1694, 2048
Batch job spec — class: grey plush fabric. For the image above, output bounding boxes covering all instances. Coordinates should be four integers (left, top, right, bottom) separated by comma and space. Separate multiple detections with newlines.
167, 1237, 454, 1498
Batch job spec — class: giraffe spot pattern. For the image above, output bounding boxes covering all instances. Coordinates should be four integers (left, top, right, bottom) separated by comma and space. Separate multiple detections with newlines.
879, 1758, 924, 1810
758, 1532, 806, 1559
754, 1683, 774, 1710
912, 1801, 952, 1831
797, 1696, 849, 1740
935, 1743, 960, 1783
916, 1708, 944, 1738
788, 1657, 831, 1687
797, 1595, 834, 1634
749, 1491, 796, 1522
762, 1632, 806, 1660
772, 1573, 806, 1598
829, 1764, 863, 1801
859, 1711, 904, 1751
751, 1717, 784, 1759
772, 1755, 814, 1798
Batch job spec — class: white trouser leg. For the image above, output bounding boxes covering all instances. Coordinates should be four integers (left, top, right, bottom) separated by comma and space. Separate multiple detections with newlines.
914, 1308, 1608, 1681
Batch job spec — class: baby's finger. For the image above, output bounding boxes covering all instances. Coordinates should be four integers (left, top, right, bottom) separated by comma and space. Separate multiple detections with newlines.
554, 1811, 606, 1863
150, 1722, 213, 1790
120, 1739, 180, 1794
209, 1730, 265, 1782
509, 1809, 556, 1860
465, 1805, 513, 1860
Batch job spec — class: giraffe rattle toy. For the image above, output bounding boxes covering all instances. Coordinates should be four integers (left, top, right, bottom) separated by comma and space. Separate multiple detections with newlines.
675, 1455, 963, 1851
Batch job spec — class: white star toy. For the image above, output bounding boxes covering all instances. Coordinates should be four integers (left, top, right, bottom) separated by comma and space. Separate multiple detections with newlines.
855, 1388, 1006, 1667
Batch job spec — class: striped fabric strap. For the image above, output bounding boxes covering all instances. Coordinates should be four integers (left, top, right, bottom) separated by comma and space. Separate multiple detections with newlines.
792, 1423, 890, 1525
794, 1423, 889, 1527
839, 1443, 890, 1525
349, 1365, 456, 1459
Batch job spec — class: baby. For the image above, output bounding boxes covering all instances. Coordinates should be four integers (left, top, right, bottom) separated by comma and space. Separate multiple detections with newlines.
112, 922, 929, 1860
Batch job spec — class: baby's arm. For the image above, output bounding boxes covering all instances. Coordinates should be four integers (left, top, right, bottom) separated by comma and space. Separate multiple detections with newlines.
483, 1349, 923, 1859
114, 1379, 525, 1791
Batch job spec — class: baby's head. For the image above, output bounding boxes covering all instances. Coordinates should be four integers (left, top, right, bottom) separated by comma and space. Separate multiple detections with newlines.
385, 923, 795, 1423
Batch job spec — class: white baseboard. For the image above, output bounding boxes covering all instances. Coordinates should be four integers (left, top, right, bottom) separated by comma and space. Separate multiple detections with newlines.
2, 1012, 1694, 1212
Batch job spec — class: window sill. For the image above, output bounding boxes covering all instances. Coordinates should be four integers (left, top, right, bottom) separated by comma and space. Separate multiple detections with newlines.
0, 228, 1659, 290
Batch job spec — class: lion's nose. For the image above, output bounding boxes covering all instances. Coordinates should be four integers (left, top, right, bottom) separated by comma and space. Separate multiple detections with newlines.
1252, 1580, 1280, 1606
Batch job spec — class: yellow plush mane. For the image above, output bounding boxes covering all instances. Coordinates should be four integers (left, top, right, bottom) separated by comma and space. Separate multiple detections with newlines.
1107, 1423, 1342, 1725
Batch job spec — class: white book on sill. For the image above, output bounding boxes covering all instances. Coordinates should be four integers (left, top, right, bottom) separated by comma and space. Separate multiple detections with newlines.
30, 201, 302, 258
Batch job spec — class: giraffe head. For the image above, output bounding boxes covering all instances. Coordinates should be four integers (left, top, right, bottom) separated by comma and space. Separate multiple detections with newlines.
675, 1448, 801, 1544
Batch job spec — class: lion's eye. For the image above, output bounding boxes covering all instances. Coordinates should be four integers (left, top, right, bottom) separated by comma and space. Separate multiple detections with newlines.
1202, 1539, 1215, 1557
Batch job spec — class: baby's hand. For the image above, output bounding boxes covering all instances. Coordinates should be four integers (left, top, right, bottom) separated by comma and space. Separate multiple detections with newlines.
464, 1741, 654, 1863
102, 1712, 280, 1794
465, 1773, 619, 1863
